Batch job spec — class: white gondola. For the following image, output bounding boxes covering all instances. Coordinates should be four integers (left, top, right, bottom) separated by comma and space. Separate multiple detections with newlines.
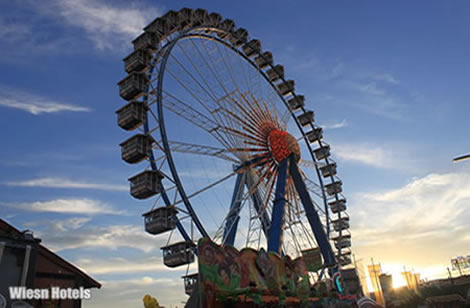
325, 180, 342, 196
161, 10, 178, 28
332, 217, 349, 232
266, 65, 284, 82
182, 273, 198, 295
192, 9, 209, 26
217, 19, 235, 38
120, 134, 153, 164
143, 207, 178, 235
207, 12, 222, 27
254, 51, 273, 69
123, 49, 150, 73
161, 241, 196, 268
277, 80, 295, 96
339, 255, 352, 266
335, 238, 351, 249
331, 233, 351, 242
242, 39, 261, 58
128, 170, 163, 199
144, 18, 169, 37
287, 95, 305, 111
116, 100, 148, 131
297, 111, 314, 126
314, 145, 330, 160
132, 32, 159, 51
177, 8, 193, 31
118, 73, 148, 101
306, 127, 323, 143
328, 198, 347, 213
229, 28, 248, 47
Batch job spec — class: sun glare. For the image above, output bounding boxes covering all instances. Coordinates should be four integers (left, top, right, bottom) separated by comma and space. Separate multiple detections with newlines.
391, 272, 407, 289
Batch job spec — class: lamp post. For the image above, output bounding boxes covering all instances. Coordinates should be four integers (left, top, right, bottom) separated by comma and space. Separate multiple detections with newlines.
453, 153, 470, 163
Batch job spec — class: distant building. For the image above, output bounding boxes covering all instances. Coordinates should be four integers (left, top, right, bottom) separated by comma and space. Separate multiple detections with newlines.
0, 219, 101, 308
425, 294, 466, 308
379, 273, 393, 302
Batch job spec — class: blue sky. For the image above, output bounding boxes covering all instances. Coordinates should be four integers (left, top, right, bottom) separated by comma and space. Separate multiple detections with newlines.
1, 0, 470, 306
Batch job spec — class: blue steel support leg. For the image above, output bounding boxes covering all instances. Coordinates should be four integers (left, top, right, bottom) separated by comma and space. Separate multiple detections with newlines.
267, 158, 288, 253
223, 172, 246, 245
288, 155, 336, 270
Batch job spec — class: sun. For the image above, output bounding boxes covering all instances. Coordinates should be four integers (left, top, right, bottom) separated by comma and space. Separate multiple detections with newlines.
391, 271, 407, 289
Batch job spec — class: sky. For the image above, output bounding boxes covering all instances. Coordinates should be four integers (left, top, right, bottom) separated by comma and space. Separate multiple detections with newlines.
1, 0, 470, 306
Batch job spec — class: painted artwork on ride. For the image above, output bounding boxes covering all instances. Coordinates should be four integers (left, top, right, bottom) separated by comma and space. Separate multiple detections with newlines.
301, 248, 323, 272
197, 238, 320, 307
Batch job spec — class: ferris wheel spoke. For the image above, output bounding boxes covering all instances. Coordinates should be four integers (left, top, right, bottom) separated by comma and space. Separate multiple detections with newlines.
169, 43, 245, 144
162, 88, 266, 154
165, 64, 218, 115
171, 43, 219, 103
245, 171, 271, 237
185, 38, 233, 105
236, 43, 256, 103
149, 153, 167, 166
298, 159, 318, 168
303, 175, 324, 200
176, 39, 238, 133
161, 90, 233, 149
187, 39, 265, 148
202, 41, 260, 135
170, 170, 237, 207
286, 222, 303, 257
160, 140, 240, 163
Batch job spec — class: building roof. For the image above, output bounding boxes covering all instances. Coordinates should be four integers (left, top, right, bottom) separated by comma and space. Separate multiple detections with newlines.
425, 294, 466, 303
454, 275, 470, 286
0, 219, 101, 289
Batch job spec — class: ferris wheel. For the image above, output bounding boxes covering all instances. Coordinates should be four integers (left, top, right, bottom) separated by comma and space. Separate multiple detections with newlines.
116, 8, 352, 291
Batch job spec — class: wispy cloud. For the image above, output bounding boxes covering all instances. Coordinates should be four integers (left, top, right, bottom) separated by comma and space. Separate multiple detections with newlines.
0, 1, 162, 57
75, 256, 180, 275
36, 0, 162, 50
4, 199, 121, 215
358, 72, 399, 85
351, 82, 386, 96
329, 62, 344, 79
373, 73, 399, 84
320, 119, 348, 130
0, 87, 91, 115
290, 55, 320, 71
350, 172, 470, 271
25, 219, 165, 253
25, 217, 92, 231
0, 16, 31, 39
331, 142, 417, 171
5, 177, 127, 191
343, 76, 409, 120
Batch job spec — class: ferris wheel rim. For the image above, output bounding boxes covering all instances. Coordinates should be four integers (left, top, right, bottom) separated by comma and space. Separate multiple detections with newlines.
151, 30, 325, 237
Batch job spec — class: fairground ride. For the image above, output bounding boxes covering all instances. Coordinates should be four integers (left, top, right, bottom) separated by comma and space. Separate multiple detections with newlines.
116, 8, 352, 297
